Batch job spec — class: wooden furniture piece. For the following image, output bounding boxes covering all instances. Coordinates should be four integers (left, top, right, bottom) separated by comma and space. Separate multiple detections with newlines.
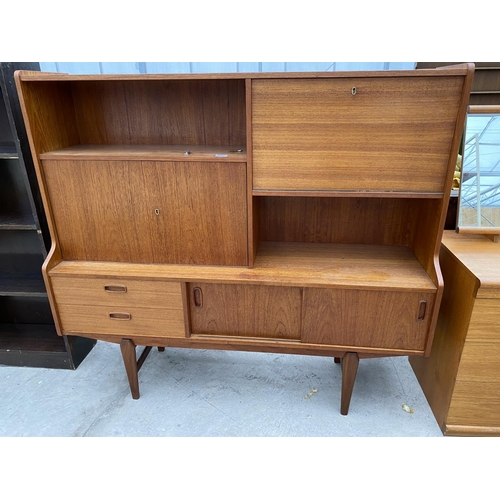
410, 231, 500, 436
15, 65, 473, 413
0, 62, 95, 369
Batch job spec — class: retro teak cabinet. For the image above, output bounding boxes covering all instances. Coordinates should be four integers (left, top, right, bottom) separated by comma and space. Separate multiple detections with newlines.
15, 65, 474, 414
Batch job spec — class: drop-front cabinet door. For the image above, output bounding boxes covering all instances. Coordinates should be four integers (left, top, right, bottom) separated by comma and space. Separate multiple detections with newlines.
302, 288, 436, 351
42, 160, 248, 266
252, 77, 464, 193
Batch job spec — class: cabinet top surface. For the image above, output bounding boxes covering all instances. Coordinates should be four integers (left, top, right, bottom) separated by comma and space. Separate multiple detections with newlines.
442, 231, 500, 288
15, 66, 473, 82
49, 242, 437, 292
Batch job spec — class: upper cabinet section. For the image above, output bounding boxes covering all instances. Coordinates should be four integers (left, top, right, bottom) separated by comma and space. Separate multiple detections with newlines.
252, 74, 470, 195
16, 77, 247, 159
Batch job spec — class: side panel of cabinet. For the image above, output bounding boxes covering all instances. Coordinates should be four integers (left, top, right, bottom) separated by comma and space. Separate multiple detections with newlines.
252, 77, 464, 192
42, 160, 248, 266
302, 288, 435, 351
188, 283, 302, 340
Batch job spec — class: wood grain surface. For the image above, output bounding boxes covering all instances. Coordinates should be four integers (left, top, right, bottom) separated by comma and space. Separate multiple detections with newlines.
259, 196, 413, 245
188, 283, 302, 340
446, 380, 500, 430
42, 160, 248, 265
49, 242, 437, 292
17, 67, 472, 81
51, 276, 183, 309
409, 244, 478, 430
455, 341, 500, 382
252, 77, 464, 192
40, 144, 247, 162
441, 232, 500, 296
57, 303, 185, 338
70, 79, 246, 146
302, 288, 434, 350
466, 300, 500, 342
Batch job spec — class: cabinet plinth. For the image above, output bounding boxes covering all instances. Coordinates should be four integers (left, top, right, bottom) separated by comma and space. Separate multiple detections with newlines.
15, 66, 474, 413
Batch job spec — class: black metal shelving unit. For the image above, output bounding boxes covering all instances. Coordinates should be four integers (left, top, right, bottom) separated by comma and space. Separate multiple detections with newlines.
0, 62, 95, 369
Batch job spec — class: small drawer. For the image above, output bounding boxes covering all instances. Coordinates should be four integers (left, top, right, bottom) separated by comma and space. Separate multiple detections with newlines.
456, 341, 500, 383
447, 380, 500, 428
57, 303, 185, 338
51, 276, 182, 310
466, 299, 500, 342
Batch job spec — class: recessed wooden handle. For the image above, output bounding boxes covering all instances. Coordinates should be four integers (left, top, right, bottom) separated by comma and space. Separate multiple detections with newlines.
104, 285, 127, 293
109, 312, 131, 321
417, 300, 427, 322
193, 287, 203, 308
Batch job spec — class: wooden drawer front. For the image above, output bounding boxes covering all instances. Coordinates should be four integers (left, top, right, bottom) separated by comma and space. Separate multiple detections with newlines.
51, 276, 182, 310
188, 283, 301, 340
456, 342, 500, 382
252, 77, 463, 192
43, 160, 248, 265
302, 288, 435, 351
466, 299, 499, 342
57, 303, 185, 338
447, 380, 500, 428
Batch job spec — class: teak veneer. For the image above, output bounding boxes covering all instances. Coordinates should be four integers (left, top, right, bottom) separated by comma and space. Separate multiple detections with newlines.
15, 66, 474, 415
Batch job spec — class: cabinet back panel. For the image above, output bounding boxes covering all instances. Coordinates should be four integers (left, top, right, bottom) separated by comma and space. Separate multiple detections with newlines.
43, 160, 248, 265
259, 197, 412, 245
16, 81, 80, 154
253, 77, 463, 192
0, 296, 54, 324
70, 80, 246, 146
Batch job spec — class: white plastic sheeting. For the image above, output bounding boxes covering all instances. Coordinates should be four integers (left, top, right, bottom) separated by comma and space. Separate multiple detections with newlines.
39, 62, 416, 74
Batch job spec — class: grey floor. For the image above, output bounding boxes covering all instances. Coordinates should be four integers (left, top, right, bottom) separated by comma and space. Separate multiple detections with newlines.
0, 341, 443, 437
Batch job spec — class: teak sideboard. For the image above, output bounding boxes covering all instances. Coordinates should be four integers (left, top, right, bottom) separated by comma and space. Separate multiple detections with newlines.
15, 65, 474, 414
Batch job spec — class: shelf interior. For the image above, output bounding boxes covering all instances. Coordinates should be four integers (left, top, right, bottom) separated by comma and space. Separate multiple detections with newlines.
40, 144, 247, 162
22, 78, 247, 156
0, 232, 46, 296
0, 323, 65, 352
0, 143, 18, 159
49, 242, 436, 292
0, 158, 36, 229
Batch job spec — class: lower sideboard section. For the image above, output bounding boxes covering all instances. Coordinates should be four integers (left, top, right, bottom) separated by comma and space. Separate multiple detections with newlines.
49, 274, 434, 353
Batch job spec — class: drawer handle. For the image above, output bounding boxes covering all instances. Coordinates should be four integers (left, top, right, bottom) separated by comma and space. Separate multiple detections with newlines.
417, 300, 427, 322
193, 287, 203, 308
109, 312, 131, 321
104, 285, 127, 293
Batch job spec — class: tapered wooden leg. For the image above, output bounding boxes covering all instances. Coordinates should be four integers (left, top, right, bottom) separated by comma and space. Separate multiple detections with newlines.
334, 357, 341, 364
340, 352, 359, 415
120, 339, 140, 399
158, 347, 165, 352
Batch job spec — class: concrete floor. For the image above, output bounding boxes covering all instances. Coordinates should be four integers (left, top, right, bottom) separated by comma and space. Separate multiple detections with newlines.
0, 341, 443, 437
